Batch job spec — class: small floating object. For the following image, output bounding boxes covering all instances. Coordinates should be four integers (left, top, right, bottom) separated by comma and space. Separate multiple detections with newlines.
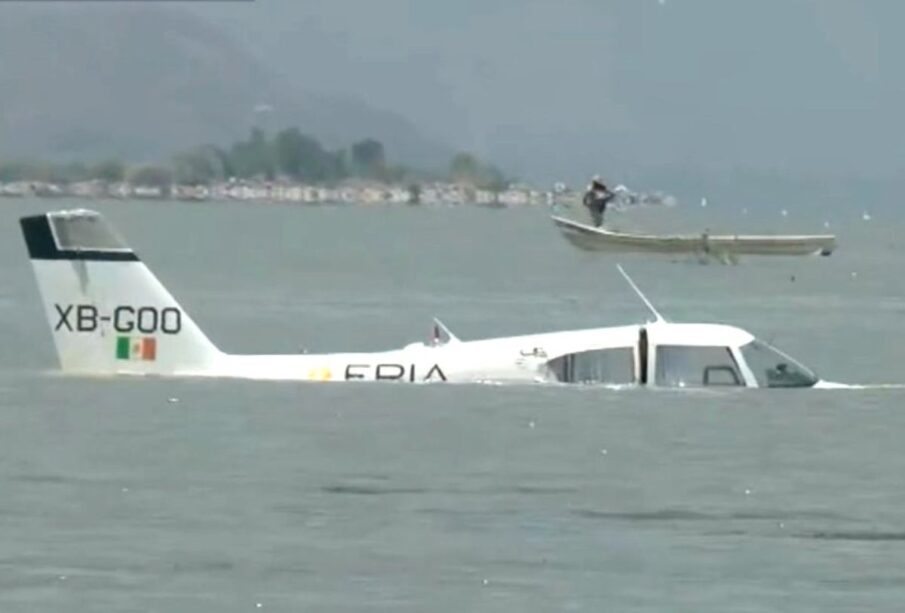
167, 397, 179, 404
700, 197, 708, 207
528, 420, 536, 429
823, 221, 831, 229
781, 209, 788, 217
862, 212, 872, 221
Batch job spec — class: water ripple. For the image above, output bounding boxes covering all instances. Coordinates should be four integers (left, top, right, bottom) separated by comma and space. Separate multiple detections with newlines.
572, 508, 852, 523
321, 484, 429, 496
797, 530, 905, 542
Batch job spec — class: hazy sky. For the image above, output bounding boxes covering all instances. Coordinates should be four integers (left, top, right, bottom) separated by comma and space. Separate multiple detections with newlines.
183, 0, 900, 183
2, 0, 898, 184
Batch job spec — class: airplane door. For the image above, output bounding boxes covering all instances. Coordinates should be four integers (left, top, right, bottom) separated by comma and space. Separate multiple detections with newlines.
638, 327, 649, 385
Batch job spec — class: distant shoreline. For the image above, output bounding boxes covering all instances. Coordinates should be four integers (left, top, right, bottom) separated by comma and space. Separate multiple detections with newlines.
0, 179, 679, 210
0, 179, 569, 207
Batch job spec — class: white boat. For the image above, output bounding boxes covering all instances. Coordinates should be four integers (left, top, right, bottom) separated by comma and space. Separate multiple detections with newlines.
19, 209, 837, 388
552, 215, 836, 257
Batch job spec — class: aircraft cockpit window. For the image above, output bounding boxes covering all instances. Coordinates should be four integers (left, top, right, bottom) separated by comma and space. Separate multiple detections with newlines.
740, 340, 818, 388
655, 345, 742, 387
547, 347, 634, 384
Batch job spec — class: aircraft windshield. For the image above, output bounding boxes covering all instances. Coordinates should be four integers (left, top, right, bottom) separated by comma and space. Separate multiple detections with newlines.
740, 340, 818, 388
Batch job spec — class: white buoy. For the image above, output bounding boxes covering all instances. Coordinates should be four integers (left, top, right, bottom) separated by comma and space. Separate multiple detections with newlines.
700, 197, 708, 207
528, 421, 536, 429
862, 212, 872, 221
781, 209, 788, 217
167, 397, 179, 404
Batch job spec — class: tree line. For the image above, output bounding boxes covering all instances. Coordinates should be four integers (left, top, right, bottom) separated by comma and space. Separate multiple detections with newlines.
0, 127, 509, 191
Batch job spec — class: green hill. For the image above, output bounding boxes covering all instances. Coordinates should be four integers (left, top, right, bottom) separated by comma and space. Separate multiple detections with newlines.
0, 5, 452, 168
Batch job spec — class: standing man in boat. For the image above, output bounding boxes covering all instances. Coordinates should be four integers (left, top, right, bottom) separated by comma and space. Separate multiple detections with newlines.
583, 175, 615, 227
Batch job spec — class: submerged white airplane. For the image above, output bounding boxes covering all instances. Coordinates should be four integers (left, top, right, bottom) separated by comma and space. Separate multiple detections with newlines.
21, 209, 831, 388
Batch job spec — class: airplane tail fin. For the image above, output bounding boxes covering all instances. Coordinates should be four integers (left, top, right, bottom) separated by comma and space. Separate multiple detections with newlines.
20, 209, 222, 376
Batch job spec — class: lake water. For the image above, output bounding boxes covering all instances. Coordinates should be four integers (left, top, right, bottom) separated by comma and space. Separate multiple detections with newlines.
1, 198, 904, 611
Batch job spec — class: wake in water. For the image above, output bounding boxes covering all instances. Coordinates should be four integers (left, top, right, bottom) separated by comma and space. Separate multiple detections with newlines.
32, 369, 905, 391
815, 382, 905, 390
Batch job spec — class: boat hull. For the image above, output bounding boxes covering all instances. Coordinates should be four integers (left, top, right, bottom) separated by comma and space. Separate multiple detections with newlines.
552, 216, 836, 256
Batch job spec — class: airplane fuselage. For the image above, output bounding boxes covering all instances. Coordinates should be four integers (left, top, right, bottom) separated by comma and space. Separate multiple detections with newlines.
21, 209, 826, 389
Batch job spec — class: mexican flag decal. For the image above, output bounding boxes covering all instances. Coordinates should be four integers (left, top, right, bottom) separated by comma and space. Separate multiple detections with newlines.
116, 336, 156, 361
